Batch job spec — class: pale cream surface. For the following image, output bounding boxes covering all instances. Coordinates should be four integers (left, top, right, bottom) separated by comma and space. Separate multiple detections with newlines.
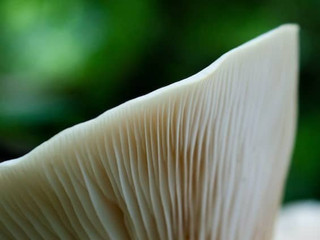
0, 25, 298, 240
274, 201, 320, 240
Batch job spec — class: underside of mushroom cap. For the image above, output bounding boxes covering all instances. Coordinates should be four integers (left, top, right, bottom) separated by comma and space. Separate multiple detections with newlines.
0, 24, 299, 240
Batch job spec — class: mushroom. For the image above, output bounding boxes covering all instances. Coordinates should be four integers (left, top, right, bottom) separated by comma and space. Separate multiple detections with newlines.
273, 201, 320, 240
0, 24, 299, 240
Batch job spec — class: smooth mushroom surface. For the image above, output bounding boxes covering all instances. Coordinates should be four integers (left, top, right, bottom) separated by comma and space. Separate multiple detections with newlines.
0, 24, 299, 240
273, 201, 320, 240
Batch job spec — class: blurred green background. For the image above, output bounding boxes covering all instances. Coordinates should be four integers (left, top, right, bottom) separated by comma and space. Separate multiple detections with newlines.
0, 0, 319, 203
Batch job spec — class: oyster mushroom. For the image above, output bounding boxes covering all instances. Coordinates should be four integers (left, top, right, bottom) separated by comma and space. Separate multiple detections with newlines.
0, 24, 299, 240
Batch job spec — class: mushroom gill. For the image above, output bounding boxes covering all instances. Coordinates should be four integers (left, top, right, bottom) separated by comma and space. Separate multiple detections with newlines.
0, 24, 299, 240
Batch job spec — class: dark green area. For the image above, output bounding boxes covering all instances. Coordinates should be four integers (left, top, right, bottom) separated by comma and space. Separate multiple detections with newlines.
0, 0, 319, 203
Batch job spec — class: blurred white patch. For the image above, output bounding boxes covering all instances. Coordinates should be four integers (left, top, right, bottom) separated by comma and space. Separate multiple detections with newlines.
274, 201, 320, 240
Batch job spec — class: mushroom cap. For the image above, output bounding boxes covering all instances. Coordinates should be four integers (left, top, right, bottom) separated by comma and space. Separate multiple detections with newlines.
0, 24, 299, 240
